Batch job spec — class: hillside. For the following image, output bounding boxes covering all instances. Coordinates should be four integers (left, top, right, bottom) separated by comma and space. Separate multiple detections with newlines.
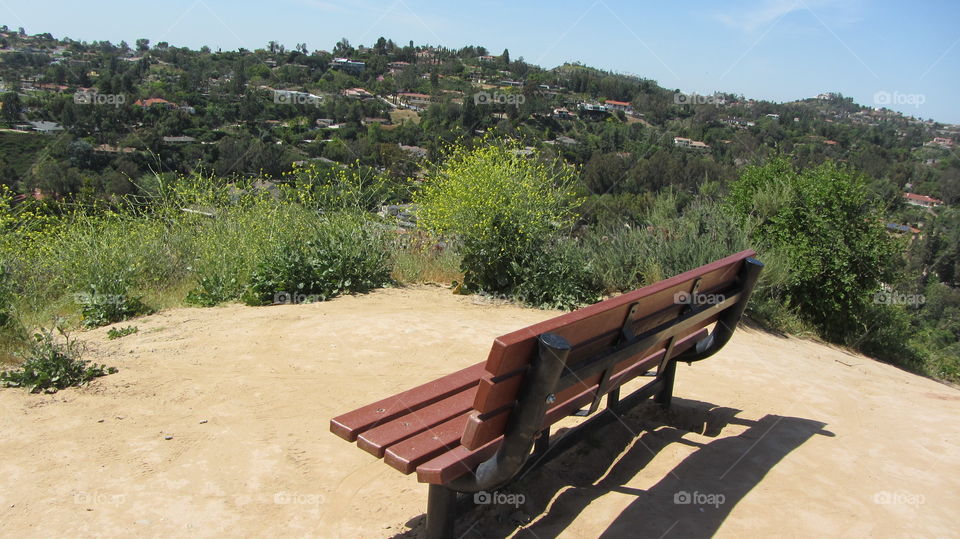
0, 287, 957, 537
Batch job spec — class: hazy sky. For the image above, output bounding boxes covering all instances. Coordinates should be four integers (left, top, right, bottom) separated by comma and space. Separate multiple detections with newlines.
3, 0, 958, 123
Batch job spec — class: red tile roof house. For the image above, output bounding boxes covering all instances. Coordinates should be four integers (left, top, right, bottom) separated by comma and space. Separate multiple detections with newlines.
134, 97, 177, 108
903, 193, 944, 208
397, 92, 433, 106
604, 99, 634, 114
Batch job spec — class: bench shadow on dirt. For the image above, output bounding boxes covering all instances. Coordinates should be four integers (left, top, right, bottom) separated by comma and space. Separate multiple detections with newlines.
395, 397, 832, 538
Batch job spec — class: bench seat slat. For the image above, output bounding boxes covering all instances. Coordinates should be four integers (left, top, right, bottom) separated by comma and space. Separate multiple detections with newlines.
330, 362, 485, 442
357, 387, 477, 457
459, 326, 708, 450
480, 254, 746, 377
383, 412, 472, 474
415, 340, 691, 485
417, 439, 502, 485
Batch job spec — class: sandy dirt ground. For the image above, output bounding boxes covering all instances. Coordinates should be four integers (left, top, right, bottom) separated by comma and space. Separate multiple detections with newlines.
0, 285, 957, 538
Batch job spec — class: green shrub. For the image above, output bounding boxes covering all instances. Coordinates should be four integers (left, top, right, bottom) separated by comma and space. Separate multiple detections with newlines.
77, 279, 152, 328
728, 158, 899, 340
1, 326, 117, 393
512, 238, 601, 310
242, 213, 393, 305
107, 325, 139, 340
415, 140, 584, 305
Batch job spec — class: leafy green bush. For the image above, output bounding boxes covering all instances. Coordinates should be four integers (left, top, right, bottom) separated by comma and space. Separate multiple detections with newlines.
415, 140, 586, 306
242, 213, 393, 305
728, 158, 898, 341
1, 327, 117, 393
77, 280, 152, 328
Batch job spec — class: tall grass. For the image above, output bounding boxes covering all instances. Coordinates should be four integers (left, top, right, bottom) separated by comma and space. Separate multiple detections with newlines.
0, 173, 405, 354
580, 194, 755, 293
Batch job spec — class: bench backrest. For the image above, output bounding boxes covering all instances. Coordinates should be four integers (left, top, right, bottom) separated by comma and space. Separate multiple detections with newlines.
460, 249, 758, 450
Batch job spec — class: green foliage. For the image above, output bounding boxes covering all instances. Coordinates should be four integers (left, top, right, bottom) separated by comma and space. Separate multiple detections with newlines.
78, 281, 152, 329
415, 140, 591, 307
581, 195, 753, 293
728, 158, 899, 341
1, 326, 117, 393
106, 325, 139, 340
282, 162, 400, 211
242, 213, 392, 305
0, 262, 21, 333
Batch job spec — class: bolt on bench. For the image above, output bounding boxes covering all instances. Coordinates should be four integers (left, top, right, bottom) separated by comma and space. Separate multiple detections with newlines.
330, 250, 763, 538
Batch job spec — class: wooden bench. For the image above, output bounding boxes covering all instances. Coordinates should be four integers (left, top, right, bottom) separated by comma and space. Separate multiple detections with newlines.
330, 250, 763, 537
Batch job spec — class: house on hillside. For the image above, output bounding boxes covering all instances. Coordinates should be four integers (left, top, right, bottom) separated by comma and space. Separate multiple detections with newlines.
397, 92, 433, 108
341, 87, 373, 99
674, 137, 710, 151
886, 222, 922, 236
134, 97, 177, 109
28, 120, 63, 134
926, 137, 953, 148
387, 61, 410, 74
331, 58, 365, 75
604, 99, 633, 115
903, 193, 943, 208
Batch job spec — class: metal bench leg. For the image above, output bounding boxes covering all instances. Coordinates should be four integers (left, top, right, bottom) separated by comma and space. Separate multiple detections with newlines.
426, 484, 457, 539
655, 360, 677, 409
607, 387, 621, 414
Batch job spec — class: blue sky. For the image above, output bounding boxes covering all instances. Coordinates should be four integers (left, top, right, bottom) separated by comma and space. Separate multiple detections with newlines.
3, 0, 958, 123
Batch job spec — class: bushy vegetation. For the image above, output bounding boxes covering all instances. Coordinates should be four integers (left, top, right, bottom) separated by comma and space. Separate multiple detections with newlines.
0, 326, 116, 393
728, 158, 956, 379
0, 140, 955, 386
415, 140, 595, 308
242, 212, 392, 305
106, 325, 138, 340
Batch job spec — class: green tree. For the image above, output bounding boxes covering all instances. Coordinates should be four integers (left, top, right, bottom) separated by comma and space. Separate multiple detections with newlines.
729, 158, 899, 340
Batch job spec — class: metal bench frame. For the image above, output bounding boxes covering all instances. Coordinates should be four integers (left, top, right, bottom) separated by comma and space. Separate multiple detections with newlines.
424, 257, 763, 537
